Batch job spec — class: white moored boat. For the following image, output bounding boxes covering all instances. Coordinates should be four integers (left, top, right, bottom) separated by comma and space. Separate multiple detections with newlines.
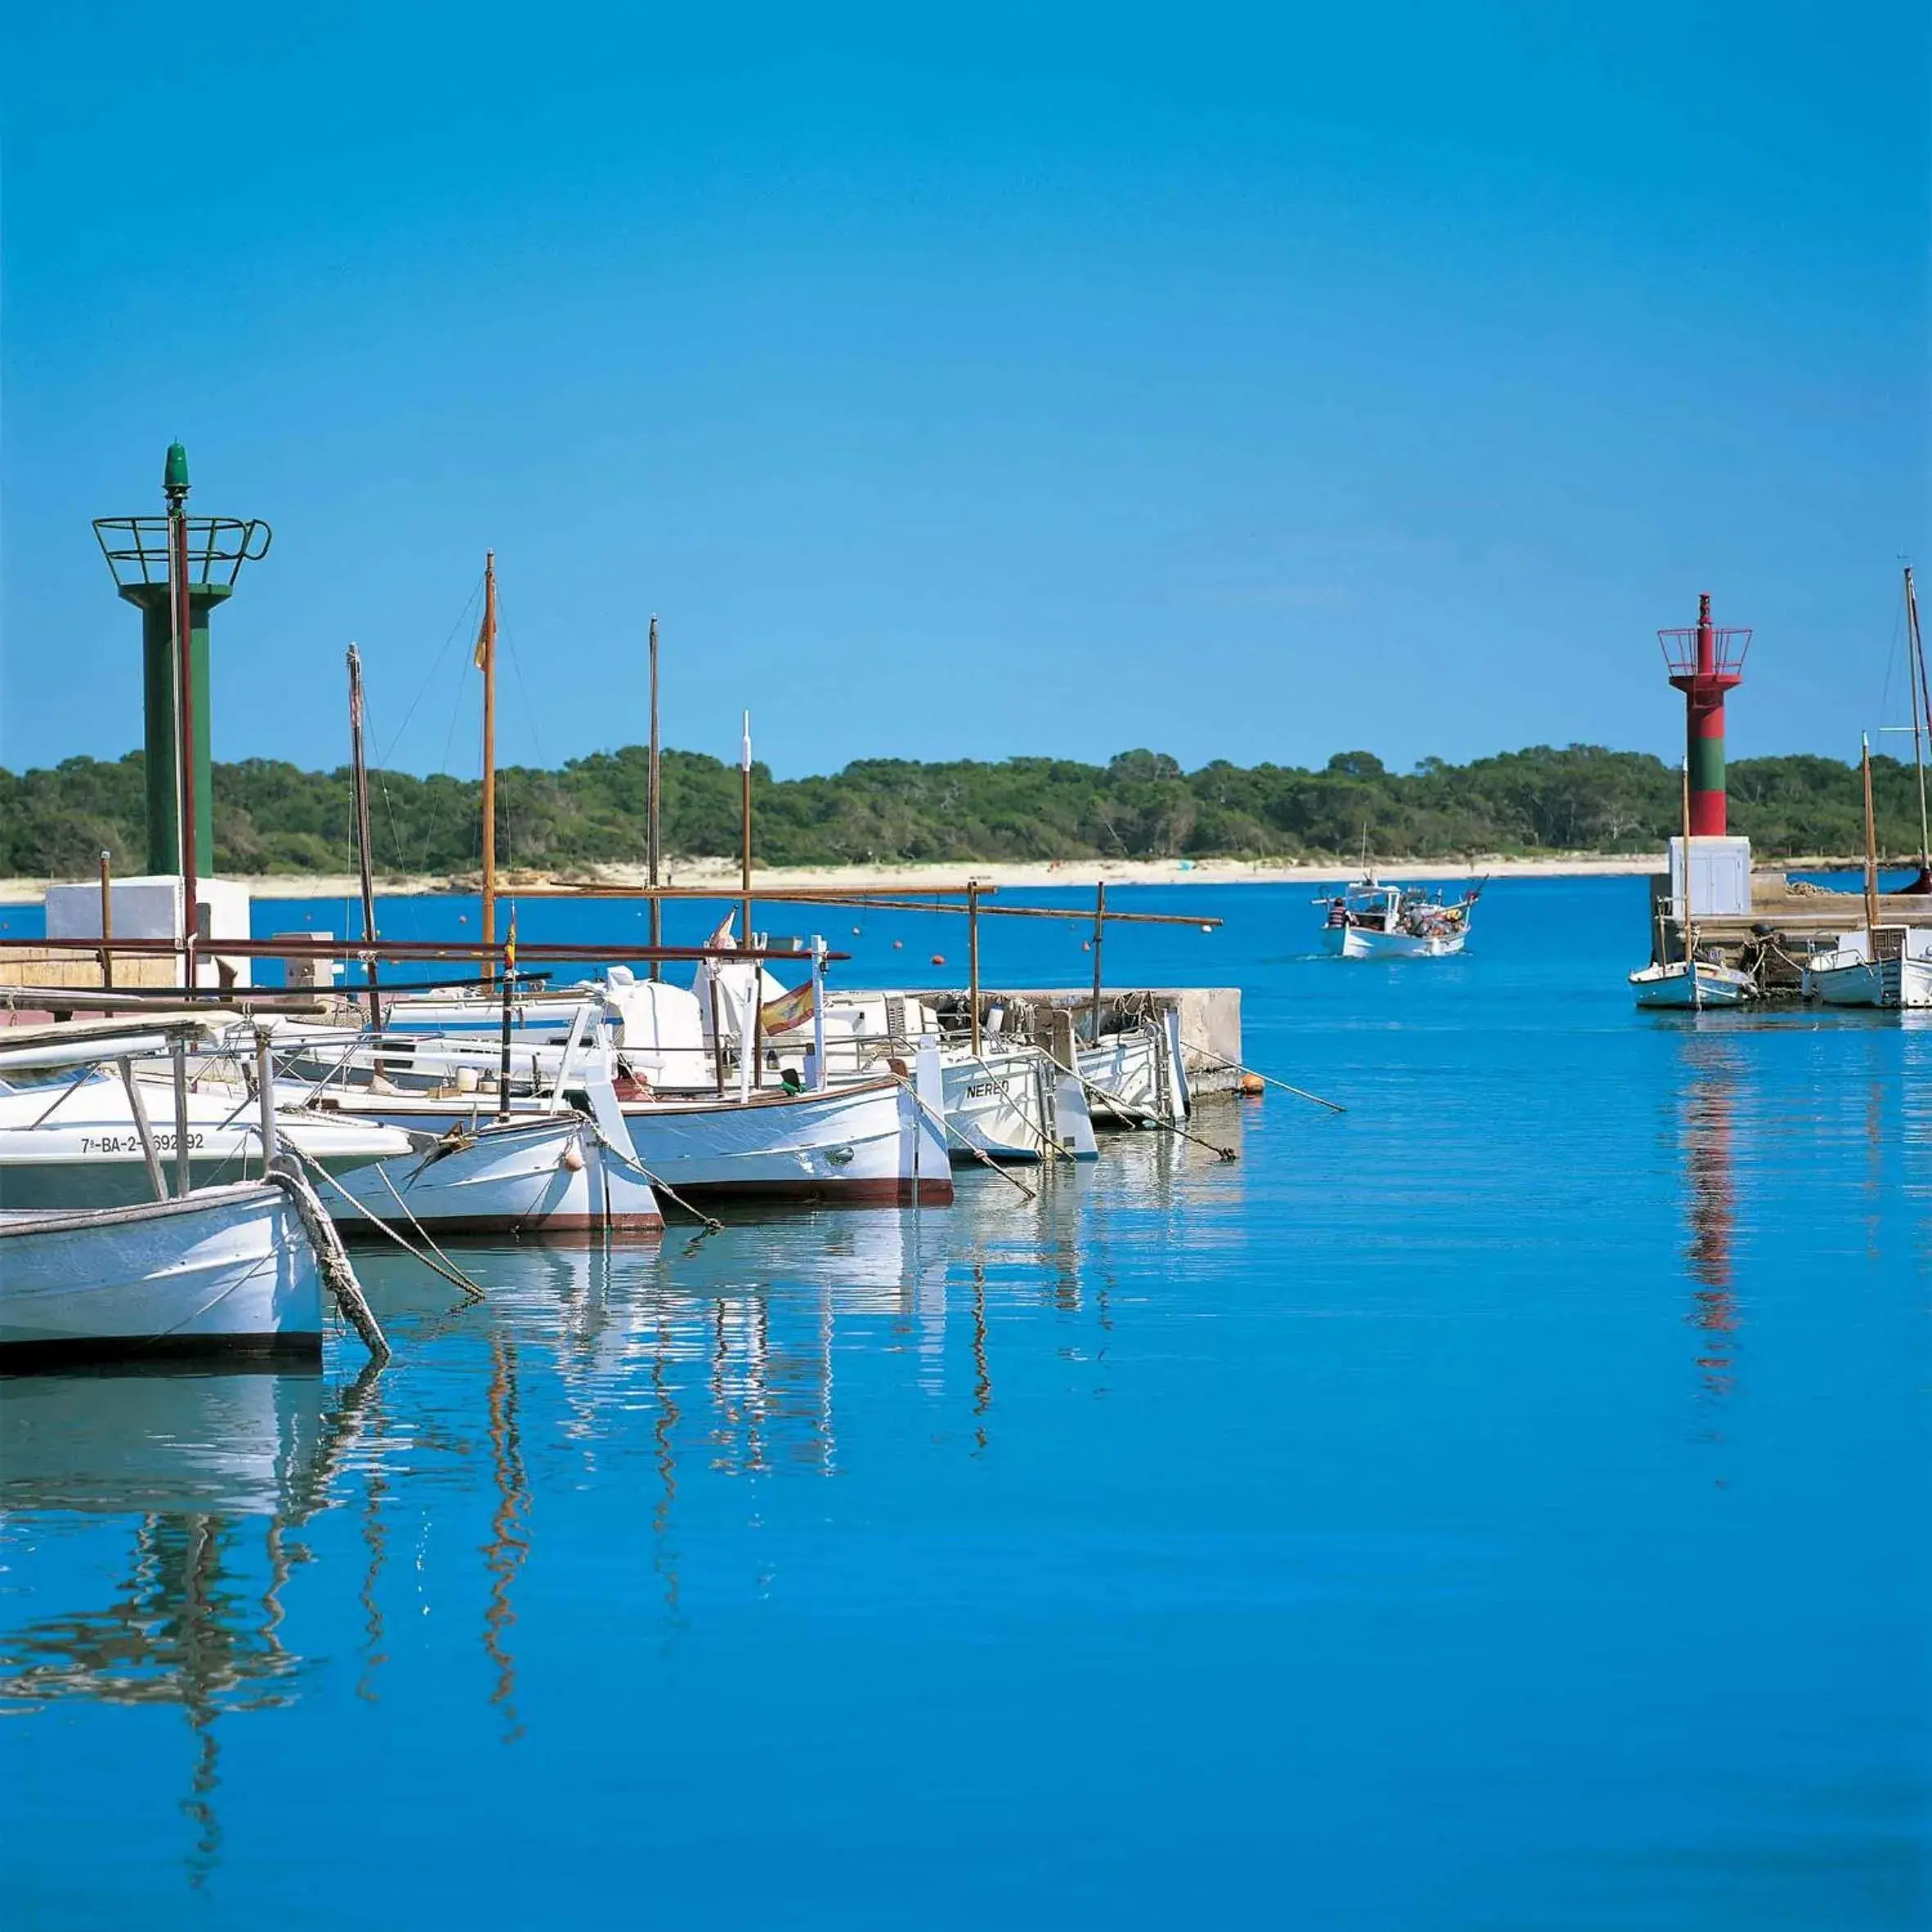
1076, 1011, 1191, 1127
298, 1045, 953, 1211
325, 1111, 663, 1241
1317, 877, 1478, 959
0, 1054, 416, 1212
1629, 959, 1757, 1009
0, 1176, 328, 1369
1804, 926, 1932, 1009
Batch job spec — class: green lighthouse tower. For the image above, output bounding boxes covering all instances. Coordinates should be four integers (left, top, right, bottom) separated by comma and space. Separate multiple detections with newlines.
93, 446, 272, 874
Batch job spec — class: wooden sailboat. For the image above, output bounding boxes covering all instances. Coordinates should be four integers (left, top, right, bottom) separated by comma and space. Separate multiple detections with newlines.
1805, 729, 1932, 1009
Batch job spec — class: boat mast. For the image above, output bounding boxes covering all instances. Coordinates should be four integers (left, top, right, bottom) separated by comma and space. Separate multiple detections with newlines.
1906, 567, 1930, 883
479, 551, 498, 978
739, 709, 753, 950
346, 645, 384, 1031
648, 613, 662, 977
1861, 733, 1880, 935
1678, 755, 1695, 969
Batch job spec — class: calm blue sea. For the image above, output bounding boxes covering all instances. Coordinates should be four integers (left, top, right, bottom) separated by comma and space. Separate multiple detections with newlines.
2, 878, 1926, 1930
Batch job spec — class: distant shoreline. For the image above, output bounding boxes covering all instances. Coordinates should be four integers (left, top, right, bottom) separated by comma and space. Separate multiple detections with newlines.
0, 851, 1857, 906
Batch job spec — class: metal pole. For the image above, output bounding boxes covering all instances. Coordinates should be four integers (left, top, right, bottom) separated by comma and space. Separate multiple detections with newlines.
968, 878, 982, 1054
497, 947, 515, 1121
739, 709, 753, 952
1090, 882, 1107, 1045
347, 645, 384, 1031
810, 935, 827, 1090
751, 969, 764, 1091
169, 476, 199, 991
98, 850, 114, 990
709, 977, 726, 1097
254, 1027, 279, 1175
648, 613, 662, 977
171, 1038, 193, 1197
118, 1056, 168, 1201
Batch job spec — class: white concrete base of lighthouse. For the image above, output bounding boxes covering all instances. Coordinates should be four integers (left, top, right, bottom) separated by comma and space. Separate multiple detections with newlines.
1669, 836, 1752, 919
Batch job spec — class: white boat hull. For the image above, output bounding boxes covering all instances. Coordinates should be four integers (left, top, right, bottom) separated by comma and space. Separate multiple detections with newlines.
1629, 960, 1756, 1009
1323, 923, 1467, 959
1077, 1023, 1186, 1127
328, 1113, 663, 1242
309, 1073, 953, 1209
0, 1072, 413, 1213
618, 1077, 951, 1206
1804, 928, 1932, 1009
0, 1180, 325, 1368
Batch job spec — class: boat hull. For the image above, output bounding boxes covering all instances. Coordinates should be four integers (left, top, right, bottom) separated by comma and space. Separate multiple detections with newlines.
1804, 928, 1932, 1009
1629, 961, 1755, 1009
1076, 1025, 1185, 1127
0, 1181, 324, 1368
1323, 923, 1468, 959
941, 1049, 1057, 1164
620, 1079, 951, 1206
328, 1114, 663, 1242
311, 1074, 953, 1210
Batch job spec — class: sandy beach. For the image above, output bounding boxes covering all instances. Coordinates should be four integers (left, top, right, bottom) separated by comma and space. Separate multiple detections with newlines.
0, 853, 1678, 906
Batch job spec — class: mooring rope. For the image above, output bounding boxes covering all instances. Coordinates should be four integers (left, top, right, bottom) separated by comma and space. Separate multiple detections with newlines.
1184, 1045, 1347, 1114
1057, 1059, 1238, 1163
288, 1143, 487, 1301
890, 1075, 1038, 1201
265, 1155, 391, 1362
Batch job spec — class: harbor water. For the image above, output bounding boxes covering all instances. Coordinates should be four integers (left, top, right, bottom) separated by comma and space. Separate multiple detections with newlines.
2, 878, 1925, 1927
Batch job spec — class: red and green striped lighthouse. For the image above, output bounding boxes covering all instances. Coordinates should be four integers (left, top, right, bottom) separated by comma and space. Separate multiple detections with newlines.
1660, 593, 1751, 836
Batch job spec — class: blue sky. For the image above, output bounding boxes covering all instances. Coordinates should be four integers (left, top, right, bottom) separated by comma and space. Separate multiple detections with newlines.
2, 2, 1925, 782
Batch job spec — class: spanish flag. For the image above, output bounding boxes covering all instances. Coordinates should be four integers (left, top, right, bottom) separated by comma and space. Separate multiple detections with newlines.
759, 978, 815, 1035
504, 906, 518, 975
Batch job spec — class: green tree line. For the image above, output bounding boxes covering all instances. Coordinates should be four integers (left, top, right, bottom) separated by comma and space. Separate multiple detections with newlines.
0, 743, 1922, 876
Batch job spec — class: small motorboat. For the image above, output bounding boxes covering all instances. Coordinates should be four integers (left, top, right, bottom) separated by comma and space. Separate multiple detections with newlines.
1317, 877, 1478, 959
1629, 958, 1757, 1009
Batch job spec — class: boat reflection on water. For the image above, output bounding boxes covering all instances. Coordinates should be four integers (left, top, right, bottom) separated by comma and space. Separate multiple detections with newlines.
0, 1110, 1250, 1884
0, 1364, 380, 1886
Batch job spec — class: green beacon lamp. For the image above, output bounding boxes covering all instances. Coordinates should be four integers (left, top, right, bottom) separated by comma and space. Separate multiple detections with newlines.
93, 446, 272, 874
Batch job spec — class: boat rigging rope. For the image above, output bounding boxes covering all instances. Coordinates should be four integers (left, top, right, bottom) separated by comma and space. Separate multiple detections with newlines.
286, 1143, 487, 1302
580, 1120, 726, 1237
1055, 1059, 1238, 1163
1184, 1045, 1347, 1114
958, 1052, 1078, 1164
889, 1075, 1038, 1202
265, 1155, 391, 1363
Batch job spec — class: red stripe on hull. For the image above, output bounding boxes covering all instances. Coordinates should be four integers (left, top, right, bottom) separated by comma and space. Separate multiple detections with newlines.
338, 1213, 664, 1245
663, 1176, 954, 1210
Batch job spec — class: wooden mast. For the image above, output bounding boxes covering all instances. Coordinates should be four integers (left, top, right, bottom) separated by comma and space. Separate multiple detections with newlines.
346, 645, 384, 1030
647, 613, 662, 976
1905, 568, 1930, 885
479, 552, 498, 978
1679, 755, 1695, 969
1862, 732, 1880, 935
